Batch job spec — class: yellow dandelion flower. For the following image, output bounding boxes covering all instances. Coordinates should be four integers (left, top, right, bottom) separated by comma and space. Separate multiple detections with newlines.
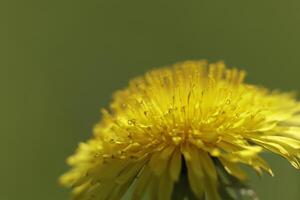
60, 60, 300, 200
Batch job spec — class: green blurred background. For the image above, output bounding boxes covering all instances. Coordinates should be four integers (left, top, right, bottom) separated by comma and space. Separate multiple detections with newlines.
1, 0, 300, 199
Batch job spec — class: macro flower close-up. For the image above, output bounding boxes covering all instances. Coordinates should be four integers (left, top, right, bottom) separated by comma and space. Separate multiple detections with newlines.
60, 61, 300, 200
5, 1, 300, 200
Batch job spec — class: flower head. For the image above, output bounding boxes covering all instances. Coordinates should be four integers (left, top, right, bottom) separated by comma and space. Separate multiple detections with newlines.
60, 61, 300, 200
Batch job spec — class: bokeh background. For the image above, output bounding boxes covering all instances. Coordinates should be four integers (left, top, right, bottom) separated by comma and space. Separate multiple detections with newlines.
1, 0, 300, 199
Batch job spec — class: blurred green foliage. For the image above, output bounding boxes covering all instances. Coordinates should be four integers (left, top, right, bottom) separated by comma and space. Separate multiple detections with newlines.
1, 0, 300, 199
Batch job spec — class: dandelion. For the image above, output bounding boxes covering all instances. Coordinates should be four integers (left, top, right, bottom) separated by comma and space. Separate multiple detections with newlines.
60, 60, 300, 200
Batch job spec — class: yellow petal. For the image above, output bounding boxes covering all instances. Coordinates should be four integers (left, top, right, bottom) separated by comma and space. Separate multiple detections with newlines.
198, 151, 217, 181
158, 173, 174, 200
169, 149, 182, 182
186, 161, 205, 199
132, 164, 152, 200
220, 158, 247, 181
149, 147, 174, 176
